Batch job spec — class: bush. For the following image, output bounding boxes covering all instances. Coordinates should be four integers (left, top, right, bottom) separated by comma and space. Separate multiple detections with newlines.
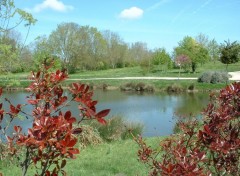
166, 83, 183, 93
198, 71, 213, 83
134, 82, 240, 175
77, 125, 103, 149
198, 71, 229, 84
0, 61, 110, 176
87, 116, 143, 142
211, 71, 229, 84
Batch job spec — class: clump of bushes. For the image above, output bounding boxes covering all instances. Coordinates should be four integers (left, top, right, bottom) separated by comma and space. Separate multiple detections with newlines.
85, 116, 143, 142
166, 83, 183, 93
198, 71, 229, 83
77, 125, 103, 149
120, 82, 154, 92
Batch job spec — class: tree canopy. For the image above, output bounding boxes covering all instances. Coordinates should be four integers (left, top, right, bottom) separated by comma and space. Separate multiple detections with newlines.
220, 40, 240, 71
174, 36, 210, 73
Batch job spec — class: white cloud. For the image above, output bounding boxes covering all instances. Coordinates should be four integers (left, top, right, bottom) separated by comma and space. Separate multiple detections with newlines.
119, 7, 143, 20
31, 0, 74, 13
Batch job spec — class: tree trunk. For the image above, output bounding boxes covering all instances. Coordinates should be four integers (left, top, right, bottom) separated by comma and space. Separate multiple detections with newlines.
191, 62, 196, 73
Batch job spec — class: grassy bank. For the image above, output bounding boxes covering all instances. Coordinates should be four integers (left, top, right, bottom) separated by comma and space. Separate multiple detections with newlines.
0, 137, 163, 176
0, 61, 238, 91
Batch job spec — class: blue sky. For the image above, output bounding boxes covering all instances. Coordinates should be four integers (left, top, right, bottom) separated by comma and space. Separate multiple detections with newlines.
15, 0, 240, 52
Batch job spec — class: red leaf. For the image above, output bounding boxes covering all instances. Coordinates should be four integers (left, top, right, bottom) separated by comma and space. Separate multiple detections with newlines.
72, 128, 82, 134
0, 88, 2, 96
97, 118, 107, 125
28, 99, 38, 105
67, 138, 77, 147
64, 111, 71, 120
68, 148, 79, 155
14, 126, 22, 133
96, 109, 110, 119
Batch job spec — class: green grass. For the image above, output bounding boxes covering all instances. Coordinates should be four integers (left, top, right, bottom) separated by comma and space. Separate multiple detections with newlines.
0, 137, 164, 176
0, 61, 239, 90
69, 61, 240, 79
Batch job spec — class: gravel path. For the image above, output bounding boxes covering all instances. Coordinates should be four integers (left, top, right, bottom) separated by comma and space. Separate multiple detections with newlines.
229, 71, 240, 81
69, 71, 240, 81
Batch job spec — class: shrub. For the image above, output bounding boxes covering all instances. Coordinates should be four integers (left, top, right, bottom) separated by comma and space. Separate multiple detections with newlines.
198, 71, 213, 83
134, 82, 240, 175
211, 71, 229, 84
198, 71, 229, 84
77, 125, 103, 149
166, 83, 183, 93
87, 116, 143, 142
0, 60, 110, 176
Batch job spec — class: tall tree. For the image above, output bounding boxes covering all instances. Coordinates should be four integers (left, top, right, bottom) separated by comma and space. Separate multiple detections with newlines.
48, 22, 80, 72
207, 39, 220, 63
152, 48, 171, 72
174, 36, 210, 73
195, 33, 209, 48
102, 30, 127, 69
220, 40, 240, 71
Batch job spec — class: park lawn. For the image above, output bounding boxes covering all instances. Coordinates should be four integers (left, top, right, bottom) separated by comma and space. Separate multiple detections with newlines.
0, 137, 163, 176
0, 61, 238, 90
1, 61, 239, 80
69, 61, 240, 79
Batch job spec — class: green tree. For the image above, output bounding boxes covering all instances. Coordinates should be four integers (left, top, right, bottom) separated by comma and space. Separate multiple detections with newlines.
48, 22, 79, 72
207, 39, 220, 63
102, 30, 127, 69
174, 36, 210, 73
0, 30, 22, 72
220, 40, 240, 71
0, 0, 36, 73
33, 36, 61, 71
152, 48, 171, 72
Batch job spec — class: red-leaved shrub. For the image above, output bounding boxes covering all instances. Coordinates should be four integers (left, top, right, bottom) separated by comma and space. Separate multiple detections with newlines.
0, 60, 110, 176
134, 82, 240, 176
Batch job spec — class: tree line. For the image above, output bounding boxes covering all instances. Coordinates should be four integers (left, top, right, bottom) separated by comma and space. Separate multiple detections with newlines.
1, 22, 240, 74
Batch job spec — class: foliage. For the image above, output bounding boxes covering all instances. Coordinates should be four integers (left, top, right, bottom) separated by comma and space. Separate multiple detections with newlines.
33, 36, 62, 71
77, 125, 103, 149
174, 54, 192, 72
166, 83, 183, 93
86, 116, 143, 142
0, 0, 36, 33
0, 0, 36, 74
0, 60, 110, 176
174, 36, 210, 73
220, 40, 240, 71
152, 48, 171, 72
198, 71, 229, 84
134, 82, 240, 175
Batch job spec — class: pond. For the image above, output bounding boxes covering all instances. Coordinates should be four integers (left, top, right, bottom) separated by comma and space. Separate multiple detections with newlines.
1, 90, 210, 137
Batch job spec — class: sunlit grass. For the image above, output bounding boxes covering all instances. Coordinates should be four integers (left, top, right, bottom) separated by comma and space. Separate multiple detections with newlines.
0, 137, 164, 176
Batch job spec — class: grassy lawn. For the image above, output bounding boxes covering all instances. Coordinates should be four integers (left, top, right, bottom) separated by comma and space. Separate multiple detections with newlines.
0, 137, 163, 176
0, 61, 238, 90
69, 61, 240, 79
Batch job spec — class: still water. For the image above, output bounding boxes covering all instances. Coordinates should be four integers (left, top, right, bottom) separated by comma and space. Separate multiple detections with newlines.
2, 90, 210, 137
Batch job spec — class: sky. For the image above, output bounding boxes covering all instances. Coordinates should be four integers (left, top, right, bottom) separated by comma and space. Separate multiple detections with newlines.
14, 0, 240, 53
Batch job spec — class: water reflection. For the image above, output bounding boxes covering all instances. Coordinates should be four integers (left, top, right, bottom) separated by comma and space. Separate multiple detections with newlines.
1, 90, 209, 137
